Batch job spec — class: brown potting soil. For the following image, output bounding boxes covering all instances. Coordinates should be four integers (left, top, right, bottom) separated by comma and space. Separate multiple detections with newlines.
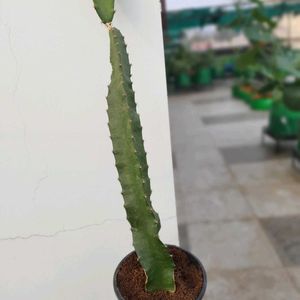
116, 246, 204, 300
253, 93, 271, 100
241, 85, 253, 93
253, 93, 263, 100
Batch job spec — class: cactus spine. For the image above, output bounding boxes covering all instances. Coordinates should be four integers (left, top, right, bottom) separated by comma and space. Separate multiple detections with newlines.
92, 0, 175, 293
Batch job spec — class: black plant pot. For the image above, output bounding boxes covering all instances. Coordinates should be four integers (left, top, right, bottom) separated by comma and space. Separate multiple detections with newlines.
113, 245, 207, 300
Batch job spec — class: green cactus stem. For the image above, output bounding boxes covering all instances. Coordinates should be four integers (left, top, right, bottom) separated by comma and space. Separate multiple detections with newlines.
93, 0, 115, 24
107, 26, 175, 293
92, 0, 176, 293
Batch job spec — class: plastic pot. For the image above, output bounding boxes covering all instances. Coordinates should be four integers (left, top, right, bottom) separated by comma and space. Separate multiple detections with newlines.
283, 83, 300, 111
214, 65, 225, 79
177, 73, 192, 89
266, 102, 300, 139
113, 245, 207, 300
250, 97, 273, 111
239, 90, 252, 103
234, 85, 253, 103
232, 84, 241, 99
196, 68, 213, 86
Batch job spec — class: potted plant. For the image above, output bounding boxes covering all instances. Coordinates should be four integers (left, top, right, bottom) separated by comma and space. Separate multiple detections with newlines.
232, 68, 257, 103
92, 1, 207, 299
213, 55, 226, 79
258, 47, 300, 140
194, 50, 214, 87
215, 53, 237, 79
227, 1, 273, 106
283, 81, 300, 166
171, 46, 195, 90
231, 0, 300, 138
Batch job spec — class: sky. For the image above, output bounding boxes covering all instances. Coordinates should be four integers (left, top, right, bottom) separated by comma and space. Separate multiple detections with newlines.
166, 0, 236, 11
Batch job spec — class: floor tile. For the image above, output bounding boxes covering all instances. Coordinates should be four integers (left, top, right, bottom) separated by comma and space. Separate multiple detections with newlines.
171, 128, 216, 149
196, 100, 250, 118
169, 81, 300, 299
178, 224, 190, 250
204, 268, 300, 300
288, 267, 300, 292
202, 111, 267, 125
230, 159, 300, 187
172, 151, 177, 169
186, 85, 232, 105
169, 103, 215, 147
177, 164, 237, 193
188, 220, 281, 271
169, 85, 230, 104
244, 184, 300, 218
193, 94, 229, 105
220, 144, 291, 165
176, 188, 253, 224
207, 119, 267, 147
174, 144, 224, 170
261, 216, 300, 267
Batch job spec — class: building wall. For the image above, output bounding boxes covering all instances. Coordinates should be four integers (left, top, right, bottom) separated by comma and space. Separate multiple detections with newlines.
276, 15, 300, 49
0, 0, 178, 299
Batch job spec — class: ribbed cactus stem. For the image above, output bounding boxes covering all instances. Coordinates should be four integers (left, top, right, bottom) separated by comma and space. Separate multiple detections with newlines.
92, 0, 175, 293
93, 0, 115, 23
107, 27, 175, 292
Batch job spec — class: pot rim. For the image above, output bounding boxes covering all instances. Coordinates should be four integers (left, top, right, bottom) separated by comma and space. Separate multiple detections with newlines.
113, 244, 207, 300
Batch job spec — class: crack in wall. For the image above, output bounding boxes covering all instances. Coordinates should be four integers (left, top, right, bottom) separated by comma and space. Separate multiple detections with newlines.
0, 216, 176, 242
0, 218, 124, 242
32, 168, 49, 202
6, 22, 31, 164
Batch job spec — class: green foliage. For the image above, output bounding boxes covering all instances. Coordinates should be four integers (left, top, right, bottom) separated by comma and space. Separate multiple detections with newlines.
195, 50, 215, 70
93, 0, 115, 23
167, 46, 216, 79
232, 0, 300, 102
283, 82, 300, 111
229, 0, 277, 33
169, 46, 195, 75
92, 1, 176, 293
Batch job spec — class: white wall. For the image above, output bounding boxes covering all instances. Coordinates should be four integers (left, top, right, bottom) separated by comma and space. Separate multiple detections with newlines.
0, 0, 178, 299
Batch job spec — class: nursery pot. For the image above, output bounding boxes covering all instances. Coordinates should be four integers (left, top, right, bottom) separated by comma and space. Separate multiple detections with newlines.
266, 101, 300, 139
113, 245, 207, 300
196, 68, 212, 86
232, 84, 241, 99
283, 83, 300, 112
250, 97, 273, 111
239, 85, 253, 103
177, 73, 192, 89
213, 64, 225, 79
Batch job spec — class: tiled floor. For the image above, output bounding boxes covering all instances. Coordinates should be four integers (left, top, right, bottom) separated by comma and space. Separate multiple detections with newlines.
169, 80, 300, 299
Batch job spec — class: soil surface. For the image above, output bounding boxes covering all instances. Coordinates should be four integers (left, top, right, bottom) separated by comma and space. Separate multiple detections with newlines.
116, 246, 204, 300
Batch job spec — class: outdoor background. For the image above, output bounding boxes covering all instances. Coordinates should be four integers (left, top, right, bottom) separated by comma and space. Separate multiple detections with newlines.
164, 0, 300, 299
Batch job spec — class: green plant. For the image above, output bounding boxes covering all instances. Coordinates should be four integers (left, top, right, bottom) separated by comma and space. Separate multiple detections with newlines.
230, 0, 300, 100
170, 46, 195, 76
195, 50, 214, 70
92, 0, 175, 293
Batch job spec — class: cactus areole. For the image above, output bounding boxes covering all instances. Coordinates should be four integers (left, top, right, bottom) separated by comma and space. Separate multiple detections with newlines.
92, 0, 176, 293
